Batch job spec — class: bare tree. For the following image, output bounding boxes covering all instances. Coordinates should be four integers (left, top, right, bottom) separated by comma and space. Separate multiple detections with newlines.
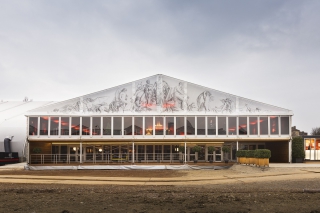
311, 127, 320, 135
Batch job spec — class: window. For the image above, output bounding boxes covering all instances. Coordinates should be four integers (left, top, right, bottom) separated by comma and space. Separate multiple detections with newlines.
29, 117, 38, 136
103, 117, 111, 135
270, 116, 279, 135
197, 117, 205, 135
207, 117, 216, 135
82, 117, 90, 135
40, 117, 49, 135
218, 117, 226, 135
166, 117, 174, 135
281, 117, 289, 135
50, 117, 59, 135
259, 117, 268, 135
145, 117, 153, 135
92, 117, 101, 135
71, 117, 81, 135
187, 117, 195, 135
249, 117, 258, 135
155, 117, 164, 135
124, 117, 132, 135
228, 117, 237, 135
176, 117, 185, 135
134, 117, 143, 135
52, 145, 59, 154
61, 117, 70, 135
113, 117, 122, 135
238, 117, 247, 135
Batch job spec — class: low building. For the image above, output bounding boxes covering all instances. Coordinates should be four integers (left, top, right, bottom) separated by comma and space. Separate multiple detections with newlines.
0, 100, 54, 160
291, 126, 307, 137
303, 136, 320, 160
25, 74, 293, 165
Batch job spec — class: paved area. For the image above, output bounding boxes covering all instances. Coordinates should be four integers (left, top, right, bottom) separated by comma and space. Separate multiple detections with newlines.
0, 164, 320, 186
0, 162, 26, 169
2, 162, 320, 170
1, 163, 320, 213
270, 163, 320, 167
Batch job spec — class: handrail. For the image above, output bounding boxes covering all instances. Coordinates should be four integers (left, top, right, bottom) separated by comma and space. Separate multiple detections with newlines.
29, 153, 188, 164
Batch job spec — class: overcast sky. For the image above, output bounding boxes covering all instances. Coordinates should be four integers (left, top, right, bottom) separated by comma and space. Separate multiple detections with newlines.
0, 1, 319, 133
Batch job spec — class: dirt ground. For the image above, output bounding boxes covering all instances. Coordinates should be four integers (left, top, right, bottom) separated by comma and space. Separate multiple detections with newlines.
1, 166, 320, 213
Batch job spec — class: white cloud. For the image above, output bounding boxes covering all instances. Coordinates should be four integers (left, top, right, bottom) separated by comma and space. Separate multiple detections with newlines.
0, 0, 319, 132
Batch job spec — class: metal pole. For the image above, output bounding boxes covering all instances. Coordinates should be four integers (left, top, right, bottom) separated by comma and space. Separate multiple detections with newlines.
289, 138, 292, 163
314, 138, 316, 161
80, 140, 83, 164
236, 141, 239, 163
27, 138, 30, 165
132, 142, 135, 164
184, 142, 187, 164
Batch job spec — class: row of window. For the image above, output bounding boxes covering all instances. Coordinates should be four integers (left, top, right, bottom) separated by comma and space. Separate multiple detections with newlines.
29, 116, 290, 136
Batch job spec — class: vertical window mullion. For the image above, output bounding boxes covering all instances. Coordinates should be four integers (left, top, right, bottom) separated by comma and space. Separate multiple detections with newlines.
143, 116, 145, 136
258, 116, 260, 137
247, 117, 249, 136
111, 117, 113, 137
205, 116, 207, 136
69, 117, 72, 137
153, 116, 155, 136
37, 117, 40, 137
268, 116, 270, 137
59, 117, 61, 136
278, 116, 281, 136
122, 117, 124, 136
215, 116, 218, 136
226, 117, 229, 136
174, 117, 176, 136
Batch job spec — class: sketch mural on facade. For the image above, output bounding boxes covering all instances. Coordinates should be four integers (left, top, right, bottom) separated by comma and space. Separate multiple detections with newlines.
81, 97, 108, 113
186, 96, 196, 111
51, 86, 131, 113
27, 74, 291, 115
52, 99, 81, 113
244, 103, 261, 113
162, 81, 188, 112
109, 88, 130, 112
187, 85, 236, 113
133, 79, 158, 112
238, 98, 280, 113
239, 102, 266, 113
196, 91, 213, 112
220, 98, 234, 113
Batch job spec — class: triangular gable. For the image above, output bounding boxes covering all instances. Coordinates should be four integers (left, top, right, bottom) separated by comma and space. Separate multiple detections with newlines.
26, 74, 292, 116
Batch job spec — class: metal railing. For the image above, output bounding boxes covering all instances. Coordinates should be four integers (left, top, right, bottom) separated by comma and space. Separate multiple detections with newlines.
30, 153, 186, 164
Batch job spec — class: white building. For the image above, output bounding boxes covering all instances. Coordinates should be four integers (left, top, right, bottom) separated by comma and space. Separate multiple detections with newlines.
24, 74, 293, 164
0, 101, 53, 160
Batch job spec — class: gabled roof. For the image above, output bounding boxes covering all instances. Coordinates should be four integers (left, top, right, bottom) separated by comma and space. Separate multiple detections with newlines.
26, 74, 293, 116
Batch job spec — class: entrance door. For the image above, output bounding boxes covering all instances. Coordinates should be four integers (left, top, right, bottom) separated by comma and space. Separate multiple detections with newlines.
85, 146, 94, 162
69, 146, 80, 162
215, 147, 222, 162
155, 145, 162, 162
198, 145, 205, 161
163, 145, 171, 161
146, 145, 154, 162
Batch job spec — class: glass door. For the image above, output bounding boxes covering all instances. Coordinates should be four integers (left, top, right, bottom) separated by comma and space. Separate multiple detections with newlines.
198, 145, 205, 161
215, 147, 221, 162
85, 146, 94, 162
155, 145, 162, 162
146, 145, 154, 162
163, 145, 171, 161
69, 146, 80, 162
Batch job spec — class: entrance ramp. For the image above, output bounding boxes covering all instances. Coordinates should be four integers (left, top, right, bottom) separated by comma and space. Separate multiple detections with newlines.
26, 164, 230, 170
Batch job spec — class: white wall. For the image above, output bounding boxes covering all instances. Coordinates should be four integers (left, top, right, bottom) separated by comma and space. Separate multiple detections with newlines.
0, 101, 53, 158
